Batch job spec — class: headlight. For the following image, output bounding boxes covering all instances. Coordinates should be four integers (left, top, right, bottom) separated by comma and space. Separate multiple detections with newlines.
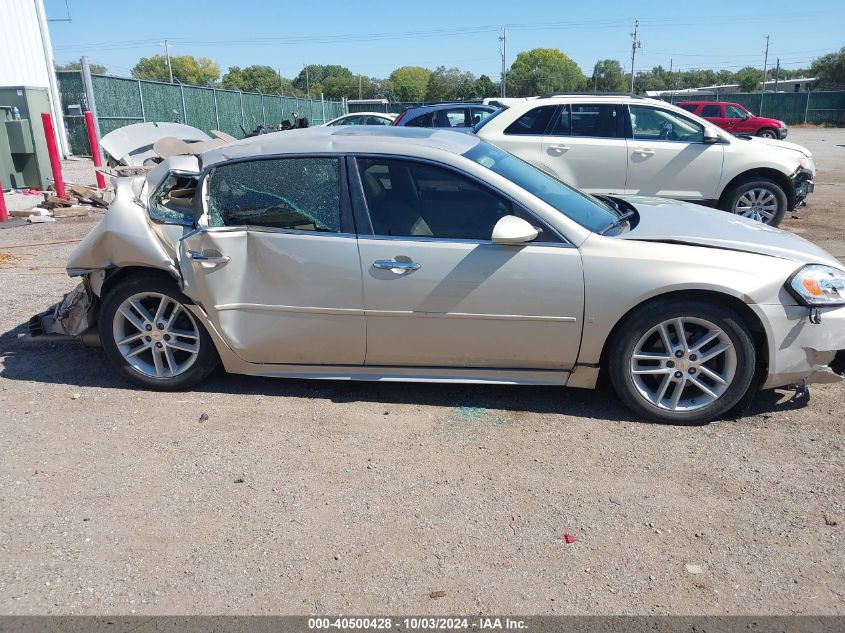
788, 265, 845, 306
779, 121, 786, 128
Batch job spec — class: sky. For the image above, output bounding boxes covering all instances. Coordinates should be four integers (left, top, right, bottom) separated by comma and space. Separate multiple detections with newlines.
45, 0, 844, 81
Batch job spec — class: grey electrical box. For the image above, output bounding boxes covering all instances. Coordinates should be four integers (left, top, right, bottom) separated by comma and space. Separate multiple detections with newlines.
0, 86, 54, 190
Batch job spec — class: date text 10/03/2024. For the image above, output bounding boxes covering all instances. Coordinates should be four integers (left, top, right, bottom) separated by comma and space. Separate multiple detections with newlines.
308, 617, 528, 630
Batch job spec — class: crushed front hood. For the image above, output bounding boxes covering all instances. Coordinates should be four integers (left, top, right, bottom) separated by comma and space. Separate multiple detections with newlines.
620, 196, 841, 267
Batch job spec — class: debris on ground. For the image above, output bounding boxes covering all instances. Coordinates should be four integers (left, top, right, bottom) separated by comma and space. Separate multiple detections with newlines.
823, 513, 838, 526
563, 533, 577, 544
429, 591, 446, 599
233, 477, 245, 484
70, 393, 80, 400
685, 564, 704, 574
199, 412, 210, 423
0, 253, 19, 267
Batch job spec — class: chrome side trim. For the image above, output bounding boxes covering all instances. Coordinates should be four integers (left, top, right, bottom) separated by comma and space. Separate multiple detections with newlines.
366, 310, 577, 322
215, 303, 365, 316
214, 303, 577, 322
358, 235, 574, 248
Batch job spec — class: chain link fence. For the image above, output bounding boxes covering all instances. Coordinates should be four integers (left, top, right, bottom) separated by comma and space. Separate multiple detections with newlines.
663, 90, 845, 126
56, 71, 346, 156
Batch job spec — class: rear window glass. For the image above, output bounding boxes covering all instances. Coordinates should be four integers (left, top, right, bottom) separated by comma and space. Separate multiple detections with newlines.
504, 105, 557, 135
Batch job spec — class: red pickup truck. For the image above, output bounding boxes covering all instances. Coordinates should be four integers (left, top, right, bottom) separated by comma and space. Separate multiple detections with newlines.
677, 101, 788, 139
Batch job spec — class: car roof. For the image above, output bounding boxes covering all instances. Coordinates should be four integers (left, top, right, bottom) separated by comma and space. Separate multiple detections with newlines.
200, 126, 481, 167
405, 103, 495, 112
335, 111, 396, 117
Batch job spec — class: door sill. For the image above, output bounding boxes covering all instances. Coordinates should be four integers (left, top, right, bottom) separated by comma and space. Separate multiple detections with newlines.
224, 362, 572, 386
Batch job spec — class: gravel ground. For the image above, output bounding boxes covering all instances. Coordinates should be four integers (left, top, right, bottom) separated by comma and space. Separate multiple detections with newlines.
0, 129, 843, 615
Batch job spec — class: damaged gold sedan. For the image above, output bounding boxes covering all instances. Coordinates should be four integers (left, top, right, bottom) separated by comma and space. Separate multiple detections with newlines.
30, 127, 845, 424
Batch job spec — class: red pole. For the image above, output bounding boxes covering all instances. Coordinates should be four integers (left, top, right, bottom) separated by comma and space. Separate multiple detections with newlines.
41, 113, 67, 200
0, 177, 8, 222
84, 111, 107, 189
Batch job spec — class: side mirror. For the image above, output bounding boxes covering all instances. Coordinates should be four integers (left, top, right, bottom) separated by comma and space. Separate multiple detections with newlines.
491, 215, 539, 244
703, 127, 721, 143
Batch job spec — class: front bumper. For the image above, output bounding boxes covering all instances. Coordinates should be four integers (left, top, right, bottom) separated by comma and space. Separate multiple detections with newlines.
758, 303, 845, 389
792, 167, 814, 208
28, 282, 100, 345
778, 127, 788, 139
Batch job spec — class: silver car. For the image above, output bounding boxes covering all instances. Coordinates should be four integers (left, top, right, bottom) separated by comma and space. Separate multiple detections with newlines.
31, 127, 845, 424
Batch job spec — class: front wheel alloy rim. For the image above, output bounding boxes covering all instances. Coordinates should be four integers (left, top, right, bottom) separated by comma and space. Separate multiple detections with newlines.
733, 187, 778, 223
112, 292, 200, 379
760, 130, 776, 138
629, 317, 737, 412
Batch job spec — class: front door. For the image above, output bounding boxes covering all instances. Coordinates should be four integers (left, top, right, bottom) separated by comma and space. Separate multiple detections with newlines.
540, 103, 628, 194
354, 157, 584, 369
625, 104, 724, 200
179, 156, 365, 365
725, 104, 754, 134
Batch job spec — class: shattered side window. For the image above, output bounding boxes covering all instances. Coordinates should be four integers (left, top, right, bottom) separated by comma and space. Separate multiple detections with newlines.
208, 157, 341, 232
150, 174, 198, 224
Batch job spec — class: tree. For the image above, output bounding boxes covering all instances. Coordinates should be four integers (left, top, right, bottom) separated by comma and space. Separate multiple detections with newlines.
388, 66, 431, 102
810, 48, 845, 88
55, 61, 107, 75
425, 66, 477, 102
736, 66, 762, 92
132, 55, 219, 86
220, 65, 294, 94
474, 74, 498, 98
293, 65, 353, 95
320, 75, 376, 99
507, 48, 586, 97
590, 59, 626, 92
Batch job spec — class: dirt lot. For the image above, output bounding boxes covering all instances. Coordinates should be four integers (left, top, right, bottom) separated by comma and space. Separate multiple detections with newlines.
1, 129, 844, 615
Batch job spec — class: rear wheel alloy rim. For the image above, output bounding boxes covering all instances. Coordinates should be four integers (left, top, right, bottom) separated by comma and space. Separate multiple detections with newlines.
112, 292, 200, 379
629, 317, 737, 413
733, 187, 778, 223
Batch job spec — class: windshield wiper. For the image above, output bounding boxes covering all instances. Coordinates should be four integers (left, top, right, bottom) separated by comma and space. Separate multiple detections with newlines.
598, 210, 636, 235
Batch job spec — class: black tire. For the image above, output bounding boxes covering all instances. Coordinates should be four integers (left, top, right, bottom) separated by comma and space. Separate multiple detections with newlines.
607, 299, 757, 425
719, 177, 788, 226
98, 273, 220, 391
757, 128, 777, 139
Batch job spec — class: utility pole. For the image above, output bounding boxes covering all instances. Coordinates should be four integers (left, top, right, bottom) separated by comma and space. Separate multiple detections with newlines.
305, 64, 310, 99
499, 25, 507, 98
359, 75, 363, 100
668, 58, 674, 102
278, 68, 282, 91
162, 40, 173, 84
759, 35, 769, 113
630, 19, 641, 94
774, 57, 780, 92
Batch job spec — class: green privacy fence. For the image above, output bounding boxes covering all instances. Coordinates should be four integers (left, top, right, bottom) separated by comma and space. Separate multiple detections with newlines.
664, 90, 845, 126
56, 71, 346, 156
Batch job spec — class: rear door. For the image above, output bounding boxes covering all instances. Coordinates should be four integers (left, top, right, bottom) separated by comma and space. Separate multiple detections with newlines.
624, 104, 724, 200
353, 156, 584, 370
540, 103, 628, 194
178, 156, 365, 365
698, 103, 726, 130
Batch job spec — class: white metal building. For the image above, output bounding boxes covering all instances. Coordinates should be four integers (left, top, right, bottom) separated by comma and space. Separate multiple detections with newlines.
0, 0, 69, 154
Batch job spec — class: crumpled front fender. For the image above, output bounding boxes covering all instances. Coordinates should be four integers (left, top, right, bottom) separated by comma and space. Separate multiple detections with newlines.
67, 176, 178, 279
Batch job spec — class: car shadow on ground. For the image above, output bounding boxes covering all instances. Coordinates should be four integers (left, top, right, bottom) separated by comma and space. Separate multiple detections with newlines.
0, 321, 809, 426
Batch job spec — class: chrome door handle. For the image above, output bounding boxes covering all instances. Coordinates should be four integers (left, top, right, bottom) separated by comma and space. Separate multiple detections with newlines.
373, 259, 421, 274
633, 148, 655, 156
547, 144, 570, 155
187, 250, 230, 264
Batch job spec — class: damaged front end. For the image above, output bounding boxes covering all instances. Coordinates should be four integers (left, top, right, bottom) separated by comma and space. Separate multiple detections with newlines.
28, 279, 100, 346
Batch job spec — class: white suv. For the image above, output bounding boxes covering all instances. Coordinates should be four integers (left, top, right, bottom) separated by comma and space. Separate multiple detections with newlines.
474, 95, 815, 226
